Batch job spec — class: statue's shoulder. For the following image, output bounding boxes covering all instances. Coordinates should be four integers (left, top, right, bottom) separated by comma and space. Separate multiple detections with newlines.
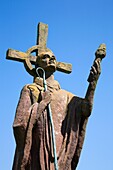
61, 89, 84, 104
27, 83, 39, 91
22, 83, 40, 95
22, 83, 38, 91
60, 89, 74, 97
23, 83, 41, 102
27, 83, 43, 93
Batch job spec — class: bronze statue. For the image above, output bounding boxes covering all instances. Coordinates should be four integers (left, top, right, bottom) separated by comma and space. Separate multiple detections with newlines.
6, 23, 106, 170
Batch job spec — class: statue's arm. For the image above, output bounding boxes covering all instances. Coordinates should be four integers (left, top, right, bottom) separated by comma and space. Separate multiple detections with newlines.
13, 85, 32, 148
81, 44, 106, 117
83, 61, 101, 117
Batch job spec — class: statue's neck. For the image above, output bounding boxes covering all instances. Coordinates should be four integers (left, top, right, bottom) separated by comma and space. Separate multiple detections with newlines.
35, 69, 55, 81
45, 74, 54, 83
34, 73, 60, 91
45, 71, 54, 80
34, 72, 55, 84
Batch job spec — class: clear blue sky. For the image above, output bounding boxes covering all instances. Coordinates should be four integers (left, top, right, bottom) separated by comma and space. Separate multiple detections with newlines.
0, 0, 113, 170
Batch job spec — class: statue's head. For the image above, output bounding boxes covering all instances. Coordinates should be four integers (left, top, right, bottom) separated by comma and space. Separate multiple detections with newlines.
36, 48, 57, 73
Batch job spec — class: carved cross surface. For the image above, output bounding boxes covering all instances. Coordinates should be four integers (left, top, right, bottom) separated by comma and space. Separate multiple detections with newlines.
6, 22, 72, 76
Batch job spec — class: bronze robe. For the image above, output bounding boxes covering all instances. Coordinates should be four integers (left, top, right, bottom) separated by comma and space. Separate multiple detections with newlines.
12, 77, 90, 170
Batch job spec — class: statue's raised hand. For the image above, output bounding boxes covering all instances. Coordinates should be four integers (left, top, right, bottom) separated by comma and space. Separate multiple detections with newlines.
89, 59, 101, 81
88, 44, 106, 82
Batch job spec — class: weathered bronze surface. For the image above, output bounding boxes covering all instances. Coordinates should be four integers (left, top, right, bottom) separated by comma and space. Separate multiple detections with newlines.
6, 22, 106, 170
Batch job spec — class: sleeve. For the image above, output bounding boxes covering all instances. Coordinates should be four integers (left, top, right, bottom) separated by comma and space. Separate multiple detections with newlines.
81, 98, 92, 117
67, 92, 91, 117
13, 85, 32, 148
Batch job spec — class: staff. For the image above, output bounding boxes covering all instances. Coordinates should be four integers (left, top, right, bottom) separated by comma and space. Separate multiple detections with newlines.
36, 67, 58, 170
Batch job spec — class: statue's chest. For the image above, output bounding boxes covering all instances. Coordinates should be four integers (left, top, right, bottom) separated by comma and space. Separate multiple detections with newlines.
50, 90, 68, 152
50, 89, 68, 121
36, 89, 69, 154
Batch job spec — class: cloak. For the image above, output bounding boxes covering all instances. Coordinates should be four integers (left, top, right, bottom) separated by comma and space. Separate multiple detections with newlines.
12, 77, 90, 170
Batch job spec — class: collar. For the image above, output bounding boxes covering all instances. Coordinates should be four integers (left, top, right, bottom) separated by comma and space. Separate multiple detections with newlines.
33, 76, 61, 92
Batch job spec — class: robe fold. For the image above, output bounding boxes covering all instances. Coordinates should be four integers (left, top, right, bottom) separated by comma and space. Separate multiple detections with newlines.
12, 77, 90, 170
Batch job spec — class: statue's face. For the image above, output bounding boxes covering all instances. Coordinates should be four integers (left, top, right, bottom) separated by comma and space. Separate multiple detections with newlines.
37, 51, 57, 73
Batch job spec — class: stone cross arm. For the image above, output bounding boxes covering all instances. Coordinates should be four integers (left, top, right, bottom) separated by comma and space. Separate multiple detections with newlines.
6, 22, 72, 75
6, 48, 36, 65
6, 48, 72, 74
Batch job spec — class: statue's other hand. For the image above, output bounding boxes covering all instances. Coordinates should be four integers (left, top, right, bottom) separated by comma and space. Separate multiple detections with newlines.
41, 91, 52, 104
37, 91, 52, 119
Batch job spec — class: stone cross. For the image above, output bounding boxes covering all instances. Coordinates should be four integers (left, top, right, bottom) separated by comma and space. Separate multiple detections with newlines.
6, 22, 72, 76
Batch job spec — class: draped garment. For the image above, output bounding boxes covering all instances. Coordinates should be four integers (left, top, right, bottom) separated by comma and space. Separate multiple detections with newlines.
12, 77, 90, 170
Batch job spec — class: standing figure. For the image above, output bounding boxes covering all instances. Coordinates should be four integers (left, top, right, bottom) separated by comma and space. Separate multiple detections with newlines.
12, 44, 106, 170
